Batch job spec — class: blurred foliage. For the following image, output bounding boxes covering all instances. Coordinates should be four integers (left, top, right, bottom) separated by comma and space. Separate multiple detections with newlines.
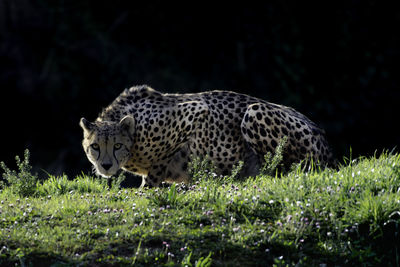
0, 0, 399, 176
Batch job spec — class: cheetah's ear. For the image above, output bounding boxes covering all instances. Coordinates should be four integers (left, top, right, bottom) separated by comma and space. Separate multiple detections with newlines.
119, 115, 135, 136
80, 117, 95, 132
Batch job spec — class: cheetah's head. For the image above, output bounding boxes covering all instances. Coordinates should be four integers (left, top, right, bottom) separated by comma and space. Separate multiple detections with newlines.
79, 116, 135, 177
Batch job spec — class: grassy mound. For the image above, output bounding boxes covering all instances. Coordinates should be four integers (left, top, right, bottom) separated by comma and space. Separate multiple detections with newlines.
0, 151, 400, 266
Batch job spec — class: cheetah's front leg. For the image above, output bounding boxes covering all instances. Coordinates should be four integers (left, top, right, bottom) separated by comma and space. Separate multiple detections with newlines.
145, 161, 170, 187
145, 150, 191, 187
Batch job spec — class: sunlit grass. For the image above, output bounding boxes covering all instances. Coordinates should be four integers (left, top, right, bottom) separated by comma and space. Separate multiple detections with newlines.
1, 151, 400, 265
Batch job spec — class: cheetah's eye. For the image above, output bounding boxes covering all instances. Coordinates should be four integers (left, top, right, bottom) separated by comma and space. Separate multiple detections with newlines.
114, 143, 123, 150
91, 143, 100, 150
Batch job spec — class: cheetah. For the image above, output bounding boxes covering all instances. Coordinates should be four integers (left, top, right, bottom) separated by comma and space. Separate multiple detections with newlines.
80, 85, 333, 187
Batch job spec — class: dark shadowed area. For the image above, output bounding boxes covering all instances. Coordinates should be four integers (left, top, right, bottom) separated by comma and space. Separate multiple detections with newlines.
1, 0, 399, 178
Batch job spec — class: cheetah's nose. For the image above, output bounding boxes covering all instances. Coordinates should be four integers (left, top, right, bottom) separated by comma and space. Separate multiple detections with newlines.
102, 163, 113, 171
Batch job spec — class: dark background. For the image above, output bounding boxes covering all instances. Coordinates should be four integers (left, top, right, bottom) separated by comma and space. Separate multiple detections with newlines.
1, 0, 399, 178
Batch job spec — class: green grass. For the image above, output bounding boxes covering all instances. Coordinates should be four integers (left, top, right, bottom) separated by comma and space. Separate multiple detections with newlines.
1, 151, 400, 266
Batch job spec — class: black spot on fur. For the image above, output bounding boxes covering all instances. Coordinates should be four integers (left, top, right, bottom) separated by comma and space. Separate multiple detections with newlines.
271, 139, 277, 148
294, 132, 302, 140
260, 128, 267, 137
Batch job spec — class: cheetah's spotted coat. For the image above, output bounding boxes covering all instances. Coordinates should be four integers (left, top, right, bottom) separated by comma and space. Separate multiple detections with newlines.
80, 85, 333, 187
